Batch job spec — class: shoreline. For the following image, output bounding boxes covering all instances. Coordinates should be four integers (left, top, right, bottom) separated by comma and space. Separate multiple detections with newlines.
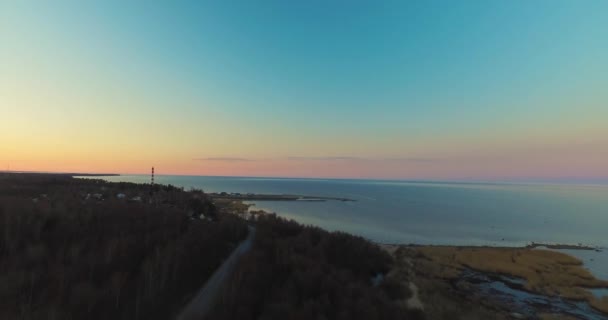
237, 203, 605, 253
210, 200, 607, 319
380, 244, 608, 318
377, 242, 604, 252
6, 173, 607, 318
219, 201, 608, 317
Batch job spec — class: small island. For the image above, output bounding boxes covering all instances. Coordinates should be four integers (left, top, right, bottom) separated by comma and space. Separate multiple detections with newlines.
525, 242, 603, 251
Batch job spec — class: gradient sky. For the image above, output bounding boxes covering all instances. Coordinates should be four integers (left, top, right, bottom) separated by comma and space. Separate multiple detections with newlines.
1, 1, 607, 180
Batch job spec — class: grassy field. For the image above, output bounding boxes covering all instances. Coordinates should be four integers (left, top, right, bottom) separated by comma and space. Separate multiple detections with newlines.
411, 246, 608, 314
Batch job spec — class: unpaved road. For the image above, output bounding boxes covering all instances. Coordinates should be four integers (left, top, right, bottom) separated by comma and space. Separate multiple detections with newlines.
176, 226, 256, 320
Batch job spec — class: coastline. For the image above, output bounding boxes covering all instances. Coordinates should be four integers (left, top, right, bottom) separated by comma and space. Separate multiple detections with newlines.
382, 244, 608, 319
90, 174, 608, 250
526, 242, 603, 251
215, 197, 608, 318
6, 173, 606, 319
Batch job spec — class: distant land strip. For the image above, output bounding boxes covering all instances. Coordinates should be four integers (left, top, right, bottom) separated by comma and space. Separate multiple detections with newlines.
70, 173, 121, 176
525, 242, 602, 251
0, 171, 120, 177
209, 192, 355, 202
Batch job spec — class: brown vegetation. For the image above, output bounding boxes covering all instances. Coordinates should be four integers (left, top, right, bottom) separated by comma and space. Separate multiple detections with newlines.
589, 296, 608, 314
538, 314, 580, 320
386, 246, 512, 320
211, 198, 251, 215
412, 246, 608, 314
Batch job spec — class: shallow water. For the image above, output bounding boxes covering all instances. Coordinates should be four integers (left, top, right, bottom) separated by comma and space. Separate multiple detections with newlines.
92, 175, 608, 246
591, 288, 608, 299
460, 270, 607, 320
534, 247, 608, 282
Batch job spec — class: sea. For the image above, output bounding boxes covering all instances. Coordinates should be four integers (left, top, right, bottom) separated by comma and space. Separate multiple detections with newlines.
81, 175, 608, 281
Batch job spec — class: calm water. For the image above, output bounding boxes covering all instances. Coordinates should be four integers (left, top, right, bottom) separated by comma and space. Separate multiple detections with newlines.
89, 175, 608, 248
84, 175, 608, 315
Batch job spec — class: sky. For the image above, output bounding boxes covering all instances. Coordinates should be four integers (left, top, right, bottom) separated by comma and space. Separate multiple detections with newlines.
1, 1, 607, 180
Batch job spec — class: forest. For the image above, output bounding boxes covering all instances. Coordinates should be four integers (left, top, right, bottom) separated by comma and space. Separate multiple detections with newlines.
0, 173, 422, 320
208, 214, 424, 320
0, 173, 247, 320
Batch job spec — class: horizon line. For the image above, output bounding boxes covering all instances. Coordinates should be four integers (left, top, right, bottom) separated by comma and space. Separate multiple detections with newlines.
3, 170, 608, 185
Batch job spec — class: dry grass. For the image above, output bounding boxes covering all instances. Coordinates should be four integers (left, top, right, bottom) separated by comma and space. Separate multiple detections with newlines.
538, 313, 579, 320
590, 296, 608, 314
212, 198, 251, 214
412, 246, 608, 314
378, 243, 400, 256
388, 246, 513, 319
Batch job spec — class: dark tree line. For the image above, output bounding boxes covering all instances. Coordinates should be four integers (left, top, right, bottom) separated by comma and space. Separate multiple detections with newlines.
0, 174, 247, 320
0, 174, 424, 319
208, 214, 424, 320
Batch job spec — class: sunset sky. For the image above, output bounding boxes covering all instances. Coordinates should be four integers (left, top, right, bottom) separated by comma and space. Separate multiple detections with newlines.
1, 1, 607, 180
